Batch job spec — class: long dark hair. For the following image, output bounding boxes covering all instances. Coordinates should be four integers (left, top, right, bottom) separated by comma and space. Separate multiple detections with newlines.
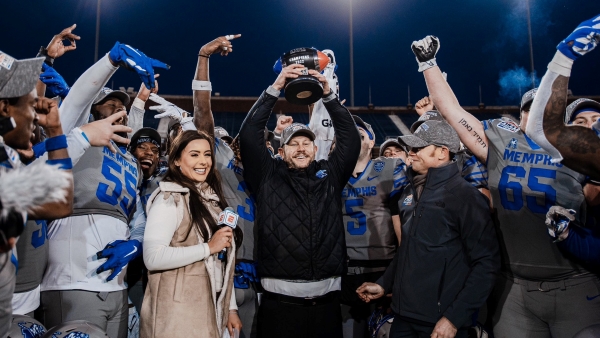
163, 130, 242, 248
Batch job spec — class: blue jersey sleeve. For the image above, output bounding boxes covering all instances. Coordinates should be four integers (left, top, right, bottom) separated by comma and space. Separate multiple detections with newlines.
461, 154, 488, 189
390, 158, 409, 198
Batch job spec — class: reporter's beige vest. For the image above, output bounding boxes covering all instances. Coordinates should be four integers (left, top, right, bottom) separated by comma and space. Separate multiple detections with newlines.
140, 186, 235, 338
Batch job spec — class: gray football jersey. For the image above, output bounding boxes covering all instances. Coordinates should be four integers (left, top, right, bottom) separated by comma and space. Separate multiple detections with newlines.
72, 144, 141, 224
484, 118, 589, 280
214, 138, 256, 261
343, 157, 407, 261
14, 220, 48, 293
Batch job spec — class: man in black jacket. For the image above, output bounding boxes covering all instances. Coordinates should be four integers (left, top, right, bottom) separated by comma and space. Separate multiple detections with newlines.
357, 120, 500, 338
239, 64, 360, 338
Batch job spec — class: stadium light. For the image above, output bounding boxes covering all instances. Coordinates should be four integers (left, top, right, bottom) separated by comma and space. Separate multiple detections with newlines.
94, 0, 101, 62
349, 0, 354, 107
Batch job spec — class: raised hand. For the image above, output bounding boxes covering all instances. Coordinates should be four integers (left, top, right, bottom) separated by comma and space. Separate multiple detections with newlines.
35, 97, 62, 135
108, 42, 170, 89
136, 74, 160, 102
45, 24, 80, 59
40, 64, 70, 98
308, 70, 331, 96
200, 34, 242, 57
149, 94, 187, 122
79, 111, 132, 153
558, 14, 600, 60
272, 64, 305, 91
411, 35, 440, 72
275, 115, 294, 134
415, 96, 435, 116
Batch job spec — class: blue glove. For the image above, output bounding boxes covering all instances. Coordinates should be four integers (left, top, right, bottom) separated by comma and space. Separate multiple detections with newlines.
557, 14, 600, 60
234, 261, 259, 289
108, 42, 170, 89
40, 64, 70, 98
96, 239, 142, 281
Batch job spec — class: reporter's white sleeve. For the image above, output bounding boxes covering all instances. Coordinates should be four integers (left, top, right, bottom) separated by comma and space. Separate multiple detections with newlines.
526, 60, 566, 162
229, 290, 238, 310
32, 127, 91, 166
128, 98, 146, 138
59, 54, 119, 133
143, 193, 210, 271
129, 196, 145, 243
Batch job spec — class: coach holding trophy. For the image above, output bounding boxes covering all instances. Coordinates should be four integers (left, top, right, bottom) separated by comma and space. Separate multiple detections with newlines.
239, 63, 360, 338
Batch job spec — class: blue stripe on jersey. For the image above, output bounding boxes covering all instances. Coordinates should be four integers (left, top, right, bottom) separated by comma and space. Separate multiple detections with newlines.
523, 133, 542, 150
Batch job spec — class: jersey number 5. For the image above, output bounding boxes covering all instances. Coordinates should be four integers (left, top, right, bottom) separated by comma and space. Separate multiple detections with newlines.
346, 199, 367, 235
498, 166, 556, 214
96, 156, 137, 216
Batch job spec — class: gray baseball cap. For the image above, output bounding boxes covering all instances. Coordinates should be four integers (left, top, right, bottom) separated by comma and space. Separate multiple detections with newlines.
399, 120, 460, 153
565, 98, 600, 124
520, 88, 538, 111
379, 138, 405, 157
214, 126, 233, 143
281, 123, 315, 145
0, 51, 44, 99
352, 115, 375, 140
410, 110, 445, 132
93, 87, 131, 106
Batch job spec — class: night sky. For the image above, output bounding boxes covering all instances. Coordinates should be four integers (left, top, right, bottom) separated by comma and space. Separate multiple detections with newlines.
2, 0, 599, 107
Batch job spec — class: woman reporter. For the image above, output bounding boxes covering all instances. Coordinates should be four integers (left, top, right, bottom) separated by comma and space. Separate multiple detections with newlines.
140, 130, 243, 337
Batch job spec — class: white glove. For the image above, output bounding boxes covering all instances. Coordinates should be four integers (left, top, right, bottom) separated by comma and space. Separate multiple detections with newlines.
148, 93, 187, 122
180, 117, 196, 131
545, 206, 576, 242
411, 35, 440, 72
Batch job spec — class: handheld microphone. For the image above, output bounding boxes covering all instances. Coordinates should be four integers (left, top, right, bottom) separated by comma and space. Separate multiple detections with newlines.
217, 207, 238, 261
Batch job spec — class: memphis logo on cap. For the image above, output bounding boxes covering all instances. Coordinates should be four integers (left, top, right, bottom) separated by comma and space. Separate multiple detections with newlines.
218, 209, 238, 229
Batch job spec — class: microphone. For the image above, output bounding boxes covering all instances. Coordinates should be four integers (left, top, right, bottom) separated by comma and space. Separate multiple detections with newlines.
217, 207, 239, 261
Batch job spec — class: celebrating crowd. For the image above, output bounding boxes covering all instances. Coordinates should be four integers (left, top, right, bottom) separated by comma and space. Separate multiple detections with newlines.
0, 13, 599, 338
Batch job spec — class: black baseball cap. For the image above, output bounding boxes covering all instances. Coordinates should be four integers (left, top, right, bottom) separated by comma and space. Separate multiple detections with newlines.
129, 127, 161, 151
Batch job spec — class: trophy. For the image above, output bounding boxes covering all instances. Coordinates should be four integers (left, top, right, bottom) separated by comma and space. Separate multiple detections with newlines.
279, 47, 330, 105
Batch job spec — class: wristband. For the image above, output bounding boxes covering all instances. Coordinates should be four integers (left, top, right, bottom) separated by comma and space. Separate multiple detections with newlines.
47, 158, 73, 170
548, 51, 574, 78
45, 134, 68, 152
192, 80, 212, 91
198, 54, 210, 58
36, 46, 55, 68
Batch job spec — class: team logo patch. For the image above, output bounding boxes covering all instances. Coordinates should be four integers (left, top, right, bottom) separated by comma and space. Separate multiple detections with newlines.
497, 120, 520, 133
16, 321, 45, 338
316, 169, 327, 179
373, 161, 385, 172
403, 194, 413, 206
506, 138, 518, 149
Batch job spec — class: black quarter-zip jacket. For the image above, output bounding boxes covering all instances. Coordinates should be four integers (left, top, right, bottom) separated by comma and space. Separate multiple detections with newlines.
377, 162, 500, 328
239, 89, 360, 280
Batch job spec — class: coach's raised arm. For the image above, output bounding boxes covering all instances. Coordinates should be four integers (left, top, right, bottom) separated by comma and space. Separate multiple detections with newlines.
238, 63, 360, 337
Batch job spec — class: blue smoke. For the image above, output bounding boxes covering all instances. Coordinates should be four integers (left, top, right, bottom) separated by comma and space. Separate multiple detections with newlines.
498, 66, 540, 105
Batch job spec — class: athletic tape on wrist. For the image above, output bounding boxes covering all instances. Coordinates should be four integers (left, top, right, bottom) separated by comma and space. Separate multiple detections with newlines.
192, 80, 212, 91
45, 134, 68, 152
47, 158, 73, 170
417, 58, 437, 72
548, 51, 574, 78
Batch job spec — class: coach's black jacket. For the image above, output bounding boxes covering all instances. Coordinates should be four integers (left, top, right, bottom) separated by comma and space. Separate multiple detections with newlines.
377, 162, 500, 328
239, 87, 360, 281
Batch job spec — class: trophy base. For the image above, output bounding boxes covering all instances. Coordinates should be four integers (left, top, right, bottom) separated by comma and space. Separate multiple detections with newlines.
284, 76, 323, 105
